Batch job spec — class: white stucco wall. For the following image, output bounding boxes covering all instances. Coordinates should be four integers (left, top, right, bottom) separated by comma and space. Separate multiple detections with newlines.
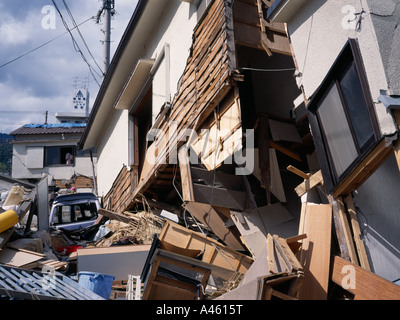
95, 109, 129, 197
287, 0, 397, 136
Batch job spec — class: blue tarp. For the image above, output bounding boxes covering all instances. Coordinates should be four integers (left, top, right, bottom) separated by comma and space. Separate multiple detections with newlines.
24, 123, 87, 128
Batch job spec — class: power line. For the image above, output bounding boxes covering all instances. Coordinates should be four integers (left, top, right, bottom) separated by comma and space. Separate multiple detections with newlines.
61, 0, 103, 75
0, 17, 93, 70
51, 0, 102, 86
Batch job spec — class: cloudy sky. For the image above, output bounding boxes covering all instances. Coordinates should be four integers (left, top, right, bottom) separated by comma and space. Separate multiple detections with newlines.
0, 0, 138, 134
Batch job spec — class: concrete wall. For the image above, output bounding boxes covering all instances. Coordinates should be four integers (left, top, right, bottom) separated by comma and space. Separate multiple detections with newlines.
287, 0, 397, 136
367, 0, 400, 96
11, 136, 95, 182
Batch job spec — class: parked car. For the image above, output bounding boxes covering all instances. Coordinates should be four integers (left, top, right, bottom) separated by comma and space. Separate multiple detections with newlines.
49, 192, 101, 231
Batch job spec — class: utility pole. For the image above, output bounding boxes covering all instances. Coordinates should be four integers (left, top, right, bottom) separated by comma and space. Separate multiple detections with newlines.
96, 0, 115, 81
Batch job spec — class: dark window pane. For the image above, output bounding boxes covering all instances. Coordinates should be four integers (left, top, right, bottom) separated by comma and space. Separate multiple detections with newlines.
45, 147, 60, 166
45, 146, 75, 165
339, 63, 374, 150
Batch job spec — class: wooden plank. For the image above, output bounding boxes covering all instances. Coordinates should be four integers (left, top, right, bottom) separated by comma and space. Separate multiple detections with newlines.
273, 235, 303, 271
269, 141, 301, 162
344, 196, 371, 271
331, 255, 400, 300
0, 247, 45, 268
330, 195, 352, 261
336, 197, 359, 266
295, 170, 323, 196
298, 204, 332, 300
333, 139, 393, 197
178, 146, 195, 202
158, 220, 253, 273
266, 234, 277, 273
287, 165, 311, 180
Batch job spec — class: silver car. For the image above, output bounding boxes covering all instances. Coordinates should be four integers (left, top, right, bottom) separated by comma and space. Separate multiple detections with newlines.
49, 193, 101, 231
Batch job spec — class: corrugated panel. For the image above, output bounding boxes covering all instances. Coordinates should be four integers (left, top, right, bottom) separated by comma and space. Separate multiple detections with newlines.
0, 265, 104, 300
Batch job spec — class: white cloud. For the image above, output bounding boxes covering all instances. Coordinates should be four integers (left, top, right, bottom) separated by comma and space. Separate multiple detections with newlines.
0, 17, 32, 45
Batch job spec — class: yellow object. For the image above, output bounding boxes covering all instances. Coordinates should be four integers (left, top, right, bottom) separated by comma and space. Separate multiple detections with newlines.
0, 210, 19, 233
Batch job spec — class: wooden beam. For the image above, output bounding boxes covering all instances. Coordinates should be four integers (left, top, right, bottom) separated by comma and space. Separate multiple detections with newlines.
333, 139, 393, 198
287, 165, 311, 180
331, 255, 400, 300
178, 146, 195, 202
335, 197, 359, 266
344, 196, 371, 271
269, 141, 302, 163
294, 170, 323, 197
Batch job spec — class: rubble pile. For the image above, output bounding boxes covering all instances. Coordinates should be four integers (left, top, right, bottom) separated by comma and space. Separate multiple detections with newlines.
1, 170, 400, 301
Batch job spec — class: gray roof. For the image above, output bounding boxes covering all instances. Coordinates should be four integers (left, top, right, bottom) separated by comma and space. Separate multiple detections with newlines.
10, 123, 86, 136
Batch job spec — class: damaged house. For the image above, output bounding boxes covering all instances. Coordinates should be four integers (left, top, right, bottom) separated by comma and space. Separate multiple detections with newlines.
71, 0, 400, 299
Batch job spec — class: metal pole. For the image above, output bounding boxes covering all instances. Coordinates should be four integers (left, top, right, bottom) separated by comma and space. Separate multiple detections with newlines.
102, 0, 112, 80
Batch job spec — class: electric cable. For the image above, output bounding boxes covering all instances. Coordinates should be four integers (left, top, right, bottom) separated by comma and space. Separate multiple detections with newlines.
51, 0, 102, 86
0, 17, 93, 70
61, 0, 103, 75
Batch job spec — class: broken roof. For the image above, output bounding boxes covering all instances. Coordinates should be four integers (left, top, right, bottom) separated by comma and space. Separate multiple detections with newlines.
9, 123, 86, 136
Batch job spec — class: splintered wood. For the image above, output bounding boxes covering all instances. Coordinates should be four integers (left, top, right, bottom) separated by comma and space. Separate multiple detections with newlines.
95, 208, 164, 246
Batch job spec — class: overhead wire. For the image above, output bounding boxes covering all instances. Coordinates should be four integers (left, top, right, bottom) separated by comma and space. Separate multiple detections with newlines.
51, 0, 102, 87
0, 17, 93, 70
61, 0, 103, 75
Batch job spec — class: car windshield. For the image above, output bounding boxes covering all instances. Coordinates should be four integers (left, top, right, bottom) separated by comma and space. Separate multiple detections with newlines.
53, 202, 98, 225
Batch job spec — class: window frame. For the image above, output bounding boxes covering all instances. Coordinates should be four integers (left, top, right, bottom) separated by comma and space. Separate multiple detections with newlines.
307, 39, 380, 194
44, 145, 76, 167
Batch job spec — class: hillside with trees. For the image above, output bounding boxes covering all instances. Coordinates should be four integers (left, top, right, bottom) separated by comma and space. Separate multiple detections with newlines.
0, 134, 12, 175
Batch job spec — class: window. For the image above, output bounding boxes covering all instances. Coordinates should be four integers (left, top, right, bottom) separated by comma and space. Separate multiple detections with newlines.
44, 146, 75, 166
307, 39, 380, 193
53, 202, 97, 226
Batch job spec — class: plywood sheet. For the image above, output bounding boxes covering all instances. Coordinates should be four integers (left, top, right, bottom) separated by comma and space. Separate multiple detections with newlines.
0, 247, 45, 267
298, 204, 332, 300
